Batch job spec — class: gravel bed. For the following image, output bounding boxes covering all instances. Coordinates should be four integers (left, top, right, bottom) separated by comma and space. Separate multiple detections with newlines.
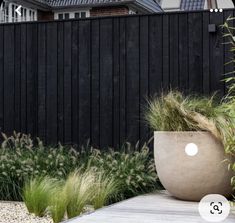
0, 201, 53, 223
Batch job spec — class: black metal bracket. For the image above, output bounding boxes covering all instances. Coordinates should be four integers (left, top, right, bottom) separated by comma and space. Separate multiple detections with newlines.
208, 24, 217, 33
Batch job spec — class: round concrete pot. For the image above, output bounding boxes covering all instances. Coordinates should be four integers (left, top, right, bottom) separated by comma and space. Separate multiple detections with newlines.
154, 131, 234, 201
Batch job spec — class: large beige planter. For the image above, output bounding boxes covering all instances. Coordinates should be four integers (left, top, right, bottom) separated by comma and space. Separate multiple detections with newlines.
154, 131, 234, 201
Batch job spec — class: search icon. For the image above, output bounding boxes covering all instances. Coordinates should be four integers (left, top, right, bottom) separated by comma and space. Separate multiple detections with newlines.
209, 201, 223, 215
213, 205, 219, 212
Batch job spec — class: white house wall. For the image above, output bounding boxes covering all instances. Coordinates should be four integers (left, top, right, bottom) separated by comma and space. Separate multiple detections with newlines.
161, 0, 234, 11
161, 0, 181, 11
217, 0, 234, 9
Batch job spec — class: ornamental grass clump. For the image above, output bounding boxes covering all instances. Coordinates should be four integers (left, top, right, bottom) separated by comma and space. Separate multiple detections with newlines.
23, 177, 60, 217
48, 182, 67, 223
65, 170, 95, 218
92, 171, 120, 209
145, 91, 221, 136
145, 91, 235, 155
84, 142, 160, 198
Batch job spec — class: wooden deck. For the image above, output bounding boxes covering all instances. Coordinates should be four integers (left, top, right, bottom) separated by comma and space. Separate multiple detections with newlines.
66, 191, 235, 223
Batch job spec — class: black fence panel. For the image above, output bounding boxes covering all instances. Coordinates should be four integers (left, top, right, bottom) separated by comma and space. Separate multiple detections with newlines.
0, 10, 234, 148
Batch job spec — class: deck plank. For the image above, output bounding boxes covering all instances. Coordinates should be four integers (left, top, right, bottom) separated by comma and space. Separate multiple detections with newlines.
66, 191, 235, 223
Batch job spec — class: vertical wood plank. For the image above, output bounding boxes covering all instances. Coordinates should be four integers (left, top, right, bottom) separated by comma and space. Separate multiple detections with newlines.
26, 24, 38, 136
46, 22, 58, 143
139, 16, 150, 144
4, 25, 15, 134
209, 12, 224, 95
71, 21, 79, 144
91, 19, 100, 147
64, 22, 72, 144
188, 12, 203, 93
119, 18, 126, 146
64, 21, 72, 144
169, 14, 179, 88
38, 23, 46, 141
113, 18, 120, 148
78, 20, 91, 146
149, 15, 163, 96
20, 24, 27, 134
14, 25, 21, 132
178, 13, 189, 92
57, 21, 64, 144
100, 18, 113, 147
162, 14, 170, 91
126, 16, 139, 144
0, 25, 4, 133
202, 11, 210, 95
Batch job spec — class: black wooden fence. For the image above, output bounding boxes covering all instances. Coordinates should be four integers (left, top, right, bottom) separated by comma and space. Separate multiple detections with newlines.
0, 9, 234, 148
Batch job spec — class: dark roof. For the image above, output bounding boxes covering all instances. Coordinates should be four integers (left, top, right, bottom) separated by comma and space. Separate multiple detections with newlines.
180, 0, 205, 10
34, 0, 162, 12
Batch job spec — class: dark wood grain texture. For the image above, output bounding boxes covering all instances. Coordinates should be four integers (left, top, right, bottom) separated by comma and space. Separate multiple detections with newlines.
0, 10, 231, 148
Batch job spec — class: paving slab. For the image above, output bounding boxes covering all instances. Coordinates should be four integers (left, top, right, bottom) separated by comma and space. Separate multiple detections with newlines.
66, 191, 235, 223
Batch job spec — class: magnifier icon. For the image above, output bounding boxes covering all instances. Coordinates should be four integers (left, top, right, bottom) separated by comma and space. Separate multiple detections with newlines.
213, 205, 219, 212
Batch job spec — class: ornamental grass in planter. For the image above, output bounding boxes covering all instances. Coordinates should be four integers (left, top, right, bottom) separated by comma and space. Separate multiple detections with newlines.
145, 91, 235, 201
